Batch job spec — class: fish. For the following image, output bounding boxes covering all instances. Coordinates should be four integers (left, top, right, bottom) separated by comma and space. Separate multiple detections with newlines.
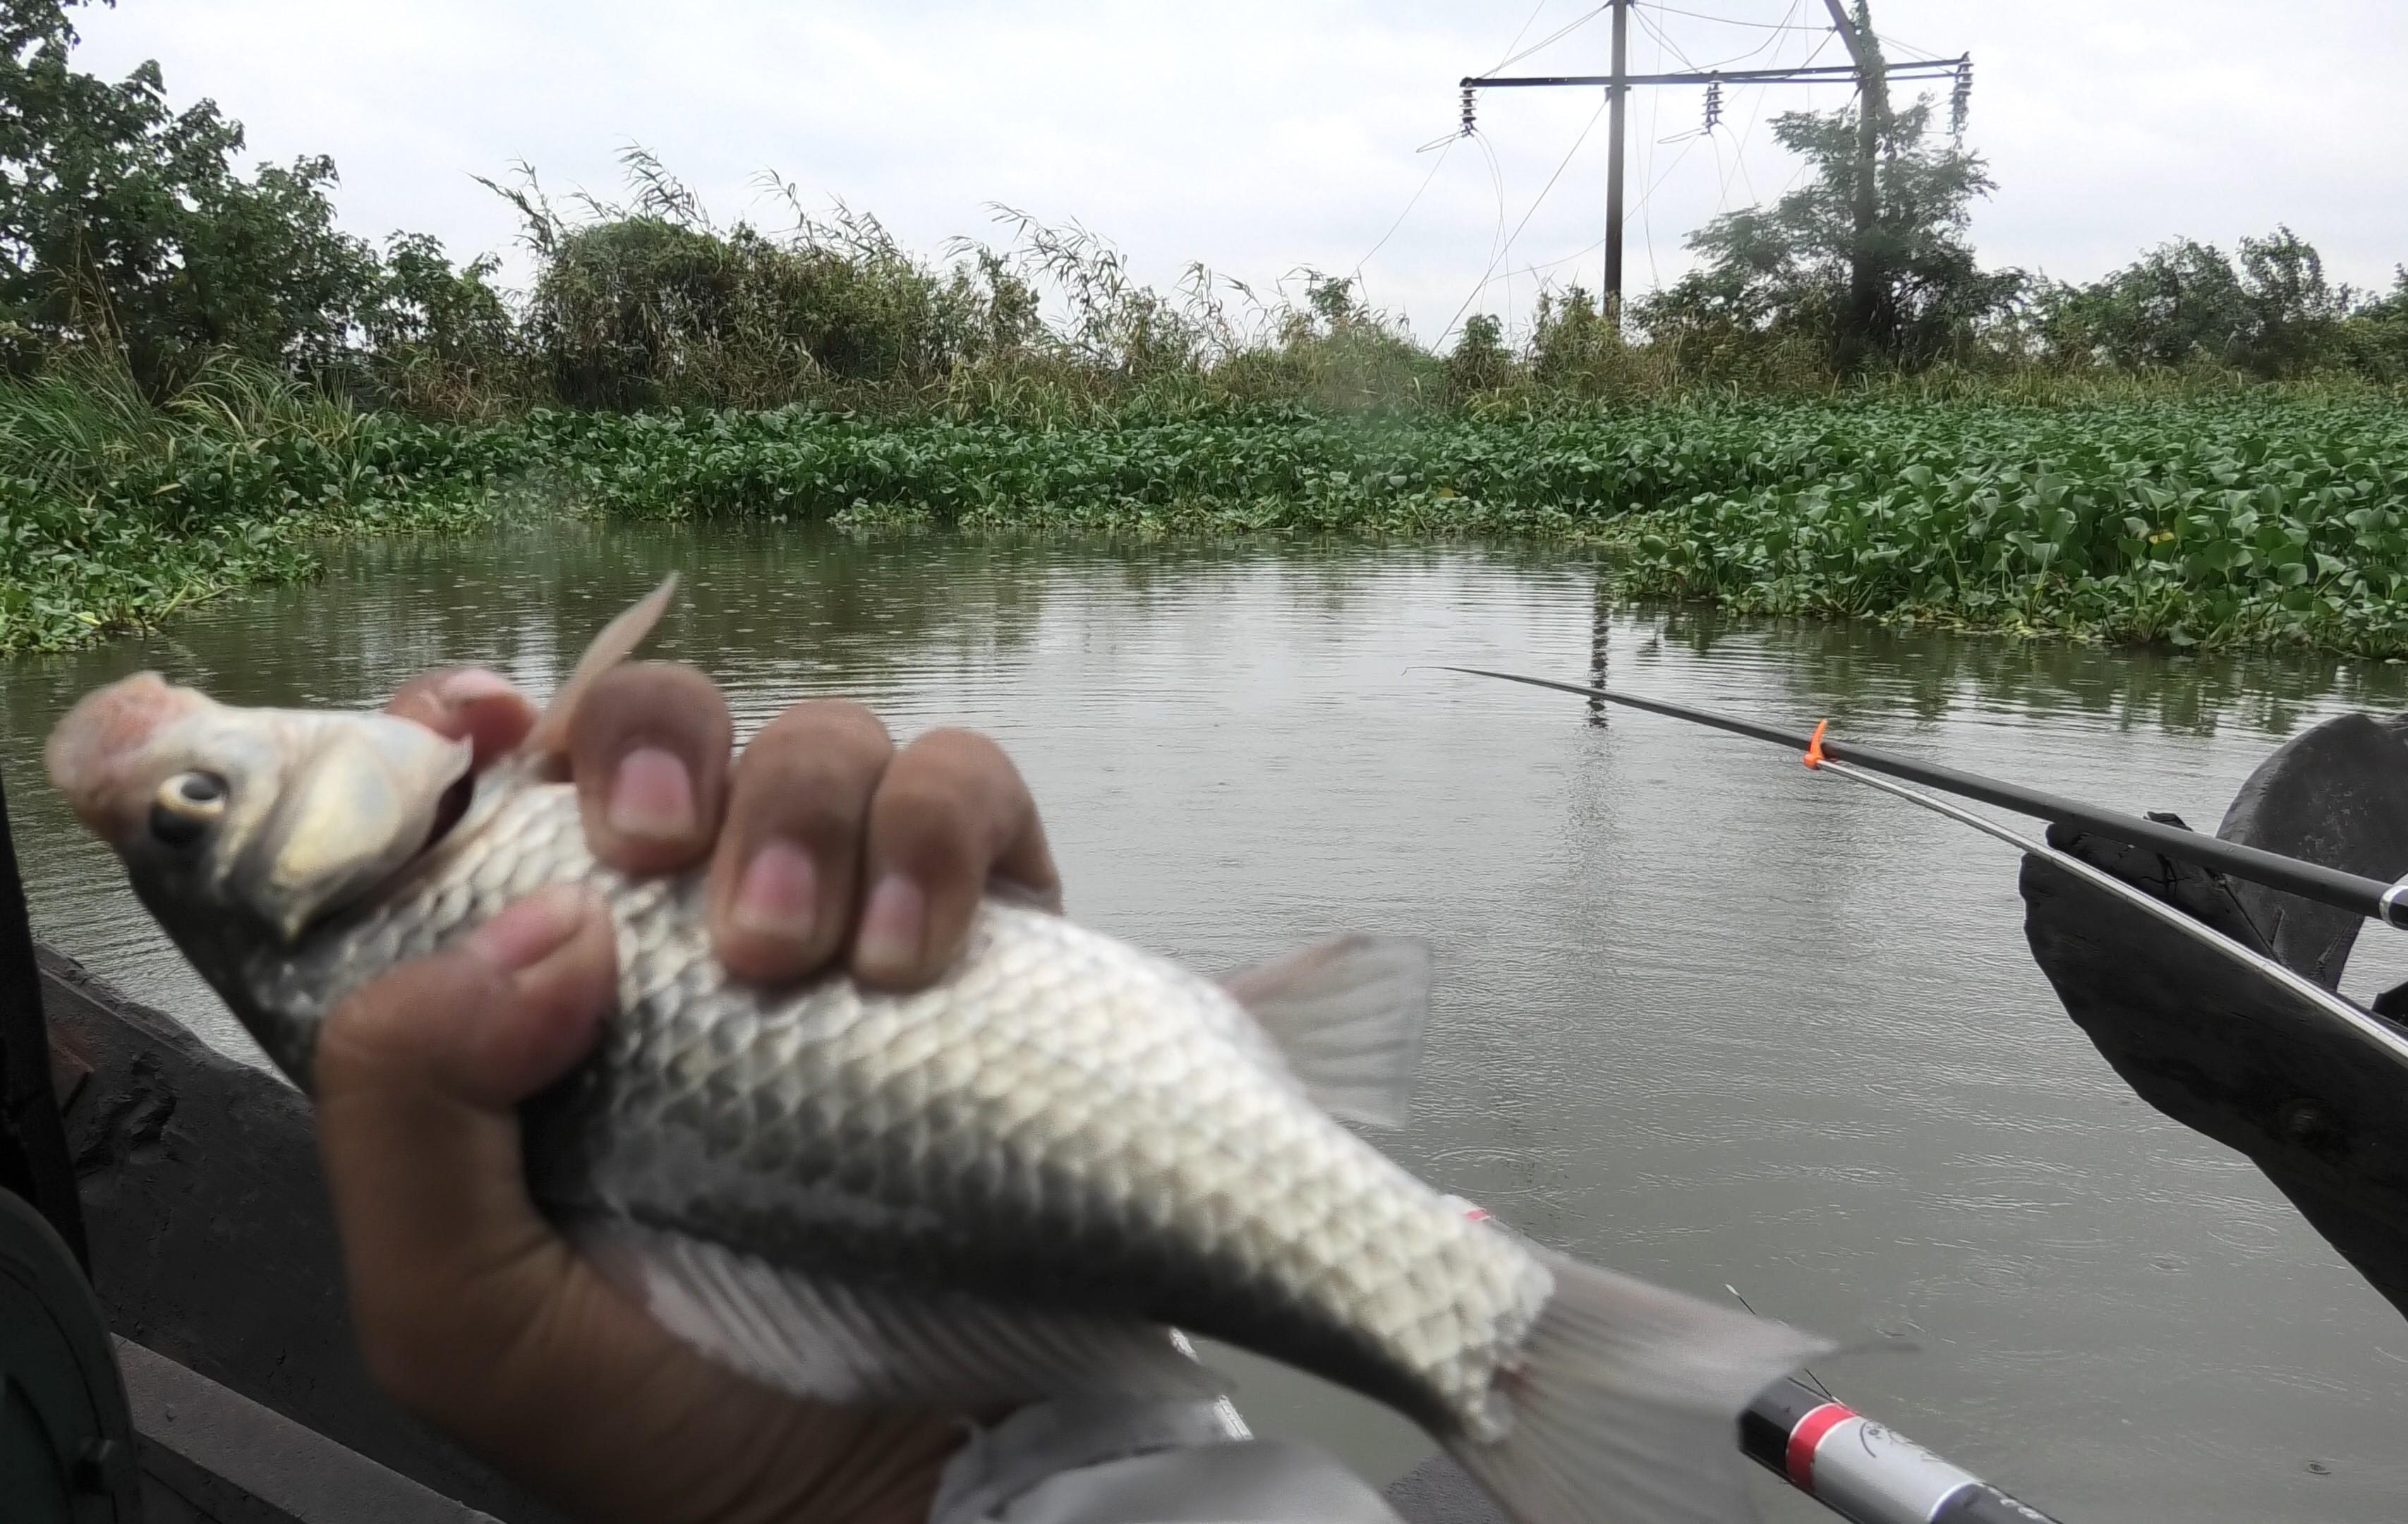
45, 579, 1829, 1524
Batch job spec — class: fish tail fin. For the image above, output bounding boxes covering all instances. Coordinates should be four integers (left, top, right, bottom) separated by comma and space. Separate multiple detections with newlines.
1444, 1248, 1832, 1524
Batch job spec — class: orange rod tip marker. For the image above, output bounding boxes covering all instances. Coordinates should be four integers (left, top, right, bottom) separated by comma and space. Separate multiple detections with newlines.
1802, 718, 1829, 770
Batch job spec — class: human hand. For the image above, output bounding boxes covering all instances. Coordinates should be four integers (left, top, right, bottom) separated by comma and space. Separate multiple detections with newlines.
312, 662, 1062, 1524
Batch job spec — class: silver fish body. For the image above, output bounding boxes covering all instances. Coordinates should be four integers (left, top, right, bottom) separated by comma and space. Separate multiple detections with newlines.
256, 775, 1548, 1437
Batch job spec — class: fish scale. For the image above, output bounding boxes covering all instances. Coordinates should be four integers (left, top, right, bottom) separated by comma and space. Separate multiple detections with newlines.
272, 780, 1549, 1434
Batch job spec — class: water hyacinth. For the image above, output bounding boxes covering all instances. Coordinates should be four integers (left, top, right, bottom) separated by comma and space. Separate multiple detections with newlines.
1614, 397, 2408, 653
6, 377, 2407, 659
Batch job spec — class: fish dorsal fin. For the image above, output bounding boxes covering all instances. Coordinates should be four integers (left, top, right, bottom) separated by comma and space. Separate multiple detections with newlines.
521, 574, 680, 762
1220, 936, 1432, 1129
574, 1220, 1218, 1408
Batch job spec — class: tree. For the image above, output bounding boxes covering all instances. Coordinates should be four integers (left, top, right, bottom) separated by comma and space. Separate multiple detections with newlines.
2038, 227, 2363, 379
2235, 227, 2352, 377
495, 152, 1046, 410
2336, 267, 2408, 382
0, 0, 382, 392
355, 231, 523, 413
1633, 96, 2021, 373
1445, 313, 1512, 396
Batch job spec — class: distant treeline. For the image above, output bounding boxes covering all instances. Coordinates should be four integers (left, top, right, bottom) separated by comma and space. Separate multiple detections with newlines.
4, 0, 2405, 422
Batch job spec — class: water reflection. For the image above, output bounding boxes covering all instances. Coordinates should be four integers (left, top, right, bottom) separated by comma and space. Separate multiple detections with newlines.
1651, 600, 2408, 740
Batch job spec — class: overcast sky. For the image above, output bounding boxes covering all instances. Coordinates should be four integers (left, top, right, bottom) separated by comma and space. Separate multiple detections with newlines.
71, 1, 2408, 346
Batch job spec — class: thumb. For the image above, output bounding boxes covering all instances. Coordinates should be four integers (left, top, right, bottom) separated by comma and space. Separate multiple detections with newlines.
313, 885, 616, 1413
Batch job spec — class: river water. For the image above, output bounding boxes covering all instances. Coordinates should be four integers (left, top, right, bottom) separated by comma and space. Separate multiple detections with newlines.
6, 524, 2408, 1522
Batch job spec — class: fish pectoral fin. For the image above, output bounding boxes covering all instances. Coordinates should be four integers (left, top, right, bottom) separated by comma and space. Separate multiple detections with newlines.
1220, 936, 1432, 1129
574, 1220, 1221, 1408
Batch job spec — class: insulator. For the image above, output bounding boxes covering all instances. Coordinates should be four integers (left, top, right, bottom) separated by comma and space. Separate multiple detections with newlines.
1703, 77, 1724, 132
1949, 58, 1972, 141
1461, 87, 1477, 137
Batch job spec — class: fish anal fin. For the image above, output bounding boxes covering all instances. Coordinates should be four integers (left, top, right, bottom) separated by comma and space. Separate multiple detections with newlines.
522, 574, 680, 761
1221, 936, 1432, 1129
574, 1220, 1219, 1409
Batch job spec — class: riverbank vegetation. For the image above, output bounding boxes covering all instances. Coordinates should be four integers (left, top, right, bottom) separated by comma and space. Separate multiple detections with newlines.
2, 0, 2404, 656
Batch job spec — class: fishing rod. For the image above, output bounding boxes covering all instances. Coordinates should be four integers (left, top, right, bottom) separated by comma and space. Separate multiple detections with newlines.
1441, 666, 2408, 1071
1442, 667, 2408, 931
1445, 1198, 2069, 1523
1743, 1374, 2061, 1524
1439, 670, 2408, 1518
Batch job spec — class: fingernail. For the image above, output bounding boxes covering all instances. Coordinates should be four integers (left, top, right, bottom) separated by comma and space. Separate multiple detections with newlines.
607, 746, 695, 840
854, 875, 926, 981
468, 887, 586, 974
435, 667, 518, 705
732, 840, 818, 942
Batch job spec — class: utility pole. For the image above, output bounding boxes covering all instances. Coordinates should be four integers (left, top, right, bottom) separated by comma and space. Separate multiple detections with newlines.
1461, 4, 1963, 333
1602, 0, 1630, 326
1822, 0, 1889, 367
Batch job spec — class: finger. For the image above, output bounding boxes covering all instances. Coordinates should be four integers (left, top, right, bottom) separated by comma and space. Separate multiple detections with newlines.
385, 667, 537, 767
314, 887, 616, 1412
567, 663, 732, 876
854, 728, 1058, 989
707, 701, 895, 983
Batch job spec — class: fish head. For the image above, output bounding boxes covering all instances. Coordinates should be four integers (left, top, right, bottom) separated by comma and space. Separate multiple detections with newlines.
46, 673, 474, 955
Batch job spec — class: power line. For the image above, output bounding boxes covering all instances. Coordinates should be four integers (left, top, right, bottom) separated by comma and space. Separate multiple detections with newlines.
1645, 135, 1702, 288
1719, 0, 1814, 207
1633, 6, 1698, 69
1469, 58, 1962, 88
1474, 130, 1509, 301
1642, 13, 1665, 289
1632, 4, 1799, 74
1491, 133, 1700, 292
1640, 1, 1819, 29
1353, 1, 1595, 317
1351, 138, 1456, 278
1496, 6, 1614, 73
1441, 91, 1613, 344
1491, 0, 1556, 71
1460, 0, 1971, 318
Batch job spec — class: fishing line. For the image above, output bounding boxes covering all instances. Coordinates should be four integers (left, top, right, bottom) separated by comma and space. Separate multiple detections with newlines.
1437, 665, 2408, 1070
1436, 665, 2408, 946
1724, 1286, 1837, 1403
1811, 758, 2408, 1068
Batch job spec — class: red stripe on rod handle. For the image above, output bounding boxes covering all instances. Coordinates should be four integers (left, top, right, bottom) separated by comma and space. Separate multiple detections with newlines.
1785, 1400, 1856, 1492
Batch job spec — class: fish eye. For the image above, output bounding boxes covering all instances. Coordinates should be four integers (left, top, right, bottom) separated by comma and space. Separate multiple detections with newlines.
149, 771, 227, 848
